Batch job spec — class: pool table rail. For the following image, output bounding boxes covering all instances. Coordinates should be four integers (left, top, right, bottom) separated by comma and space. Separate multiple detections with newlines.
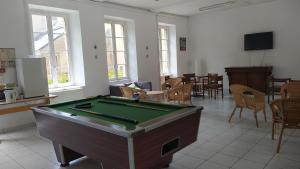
32, 106, 144, 137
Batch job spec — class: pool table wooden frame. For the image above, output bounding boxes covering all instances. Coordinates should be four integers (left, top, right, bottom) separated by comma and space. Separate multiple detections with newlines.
32, 101, 202, 169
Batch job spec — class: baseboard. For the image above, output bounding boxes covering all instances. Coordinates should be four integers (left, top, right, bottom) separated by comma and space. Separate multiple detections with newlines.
0, 122, 36, 134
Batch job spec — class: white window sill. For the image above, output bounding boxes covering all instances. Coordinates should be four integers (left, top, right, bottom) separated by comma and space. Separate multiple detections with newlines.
49, 85, 83, 93
109, 79, 131, 85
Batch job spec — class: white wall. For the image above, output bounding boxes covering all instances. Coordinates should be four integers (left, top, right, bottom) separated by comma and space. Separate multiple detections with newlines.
189, 0, 300, 89
0, 0, 189, 130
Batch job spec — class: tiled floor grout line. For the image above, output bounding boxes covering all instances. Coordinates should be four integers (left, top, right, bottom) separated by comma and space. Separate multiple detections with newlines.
225, 128, 267, 169
4, 151, 26, 169
261, 133, 281, 169
193, 126, 255, 169
10, 157, 27, 169
260, 130, 294, 169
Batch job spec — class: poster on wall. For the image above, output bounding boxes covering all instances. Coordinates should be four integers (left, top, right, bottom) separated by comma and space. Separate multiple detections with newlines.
0, 48, 16, 76
179, 37, 187, 51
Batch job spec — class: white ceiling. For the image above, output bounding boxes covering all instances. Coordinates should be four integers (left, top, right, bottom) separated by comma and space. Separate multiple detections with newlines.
93, 0, 278, 16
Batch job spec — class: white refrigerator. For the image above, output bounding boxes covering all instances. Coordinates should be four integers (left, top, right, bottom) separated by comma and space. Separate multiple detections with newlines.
16, 58, 49, 98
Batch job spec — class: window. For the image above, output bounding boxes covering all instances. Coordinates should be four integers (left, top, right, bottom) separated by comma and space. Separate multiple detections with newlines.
104, 21, 128, 81
158, 26, 170, 75
30, 11, 72, 88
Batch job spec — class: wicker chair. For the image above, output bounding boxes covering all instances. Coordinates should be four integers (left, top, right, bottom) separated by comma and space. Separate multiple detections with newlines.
271, 98, 300, 153
228, 84, 267, 127
161, 77, 182, 90
280, 82, 300, 99
167, 83, 193, 104
270, 99, 283, 140
120, 87, 148, 100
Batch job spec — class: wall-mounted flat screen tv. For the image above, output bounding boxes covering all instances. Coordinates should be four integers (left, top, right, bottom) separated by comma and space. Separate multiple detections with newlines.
244, 32, 273, 51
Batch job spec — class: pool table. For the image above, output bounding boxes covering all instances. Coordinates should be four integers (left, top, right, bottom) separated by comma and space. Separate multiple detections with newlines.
32, 96, 203, 169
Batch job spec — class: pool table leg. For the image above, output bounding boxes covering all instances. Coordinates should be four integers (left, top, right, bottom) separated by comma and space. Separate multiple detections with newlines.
162, 155, 173, 168
155, 155, 173, 169
53, 142, 84, 167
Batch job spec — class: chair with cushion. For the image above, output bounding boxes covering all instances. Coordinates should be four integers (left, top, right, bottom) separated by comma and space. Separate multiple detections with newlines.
228, 84, 267, 127
166, 83, 193, 104
271, 98, 300, 153
161, 77, 182, 90
120, 87, 148, 100
109, 81, 152, 97
180, 83, 193, 104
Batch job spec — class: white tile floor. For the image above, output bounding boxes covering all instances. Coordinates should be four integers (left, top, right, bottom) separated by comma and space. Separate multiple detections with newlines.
0, 96, 300, 169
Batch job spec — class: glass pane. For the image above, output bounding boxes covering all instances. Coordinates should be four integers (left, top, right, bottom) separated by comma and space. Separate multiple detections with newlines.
105, 23, 112, 37
160, 28, 167, 39
32, 14, 49, 54
52, 16, 70, 84
117, 64, 127, 79
115, 24, 124, 37
106, 52, 115, 67
162, 61, 169, 74
116, 52, 126, 64
108, 66, 116, 80
105, 38, 113, 51
161, 51, 168, 62
161, 40, 168, 50
43, 52, 53, 85
106, 52, 116, 80
116, 38, 125, 51
31, 14, 53, 85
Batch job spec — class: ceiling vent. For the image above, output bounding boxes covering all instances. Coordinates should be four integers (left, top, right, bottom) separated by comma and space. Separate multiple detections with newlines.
199, 0, 237, 12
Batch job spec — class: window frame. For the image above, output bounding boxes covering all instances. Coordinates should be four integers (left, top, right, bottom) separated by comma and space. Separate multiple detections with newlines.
158, 25, 171, 76
29, 9, 74, 89
104, 19, 129, 82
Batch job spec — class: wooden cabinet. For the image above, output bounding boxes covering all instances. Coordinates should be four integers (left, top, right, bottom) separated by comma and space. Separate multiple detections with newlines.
225, 66, 272, 93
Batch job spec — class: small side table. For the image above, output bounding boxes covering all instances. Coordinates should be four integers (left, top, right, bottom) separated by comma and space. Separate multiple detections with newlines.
147, 91, 165, 101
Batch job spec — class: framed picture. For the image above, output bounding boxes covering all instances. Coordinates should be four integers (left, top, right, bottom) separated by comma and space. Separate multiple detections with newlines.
179, 37, 187, 51
0, 48, 16, 68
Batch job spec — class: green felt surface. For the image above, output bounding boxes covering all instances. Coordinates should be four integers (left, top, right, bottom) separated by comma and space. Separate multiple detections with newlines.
47, 97, 186, 130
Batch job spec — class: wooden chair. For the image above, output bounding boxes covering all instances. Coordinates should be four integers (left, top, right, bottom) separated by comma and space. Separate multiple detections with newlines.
202, 74, 224, 99
228, 84, 267, 128
280, 82, 300, 99
182, 73, 200, 96
161, 77, 182, 90
290, 80, 300, 83
267, 76, 290, 103
272, 98, 300, 153
120, 87, 148, 100
167, 83, 193, 104
182, 73, 196, 84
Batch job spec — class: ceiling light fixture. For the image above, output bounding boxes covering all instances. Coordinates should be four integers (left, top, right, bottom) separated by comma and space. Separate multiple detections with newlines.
90, 0, 106, 2
199, 0, 237, 12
